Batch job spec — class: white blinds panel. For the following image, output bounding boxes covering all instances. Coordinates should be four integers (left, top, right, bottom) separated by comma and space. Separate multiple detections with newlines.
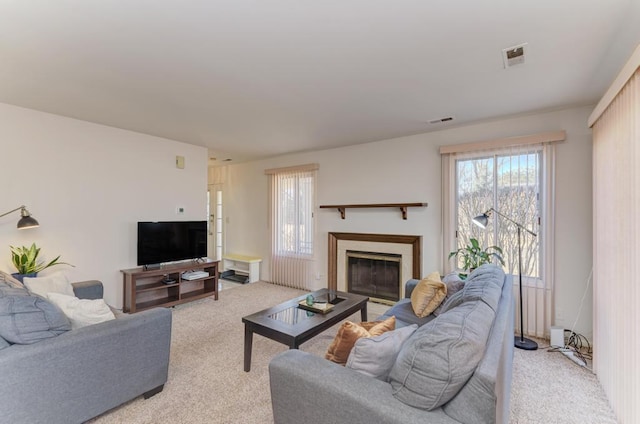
592, 67, 640, 424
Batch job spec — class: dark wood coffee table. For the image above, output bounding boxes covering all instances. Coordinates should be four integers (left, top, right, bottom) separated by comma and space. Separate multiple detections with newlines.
242, 288, 368, 372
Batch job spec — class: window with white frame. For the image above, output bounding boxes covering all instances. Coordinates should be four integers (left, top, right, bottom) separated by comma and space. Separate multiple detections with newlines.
441, 132, 563, 338
273, 170, 315, 257
454, 147, 541, 278
266, 164, 318, 289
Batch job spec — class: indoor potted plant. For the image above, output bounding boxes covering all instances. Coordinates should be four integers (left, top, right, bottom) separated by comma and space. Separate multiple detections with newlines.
9, 243, 74, 282
448, 237, 504, 279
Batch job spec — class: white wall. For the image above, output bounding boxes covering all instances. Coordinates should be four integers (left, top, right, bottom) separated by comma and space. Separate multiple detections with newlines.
0, 103, 208, 307
224, 105, 594, 337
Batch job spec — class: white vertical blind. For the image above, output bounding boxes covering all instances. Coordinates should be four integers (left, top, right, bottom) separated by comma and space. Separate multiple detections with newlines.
592, 66, 640, 424
267, 165, 317, 289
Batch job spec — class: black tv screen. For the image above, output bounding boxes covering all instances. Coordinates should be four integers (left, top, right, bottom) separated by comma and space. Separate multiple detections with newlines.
137, 221, 208, 266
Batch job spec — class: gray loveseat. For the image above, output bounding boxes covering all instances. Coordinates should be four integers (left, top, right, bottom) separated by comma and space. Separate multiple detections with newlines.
269, 264, 514, 424
0, 276, 172, 424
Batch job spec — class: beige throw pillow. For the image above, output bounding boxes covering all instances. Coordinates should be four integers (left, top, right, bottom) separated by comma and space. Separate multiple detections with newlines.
325, 316, 396, 365
411, 272, 447, 318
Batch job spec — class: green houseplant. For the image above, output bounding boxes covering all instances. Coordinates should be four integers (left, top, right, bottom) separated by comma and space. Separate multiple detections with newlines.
10, 243, 74, 282
448, 237, 504, 279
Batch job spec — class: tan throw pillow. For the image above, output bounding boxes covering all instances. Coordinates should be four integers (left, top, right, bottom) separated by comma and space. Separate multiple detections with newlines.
411, 272, 447, 318
325, 316, 396, 365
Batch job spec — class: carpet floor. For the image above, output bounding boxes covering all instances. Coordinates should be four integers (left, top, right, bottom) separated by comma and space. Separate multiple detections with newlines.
90, 282, 616, 424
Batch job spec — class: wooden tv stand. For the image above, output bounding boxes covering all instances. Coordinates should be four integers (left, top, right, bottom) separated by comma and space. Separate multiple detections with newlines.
121, 259, 219, 313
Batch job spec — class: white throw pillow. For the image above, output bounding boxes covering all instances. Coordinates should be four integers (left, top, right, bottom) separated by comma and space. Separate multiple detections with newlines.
23, 272, 75, 298
46, 292, 116, 330
346, 324, 418, 381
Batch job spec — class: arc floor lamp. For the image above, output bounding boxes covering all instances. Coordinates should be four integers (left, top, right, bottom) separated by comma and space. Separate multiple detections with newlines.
0, 206, 40, 230
473, 207, 538, 350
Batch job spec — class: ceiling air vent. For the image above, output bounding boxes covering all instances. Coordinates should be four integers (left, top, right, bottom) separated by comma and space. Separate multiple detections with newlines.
502, 43, 527, 68
428, 116, 454, 125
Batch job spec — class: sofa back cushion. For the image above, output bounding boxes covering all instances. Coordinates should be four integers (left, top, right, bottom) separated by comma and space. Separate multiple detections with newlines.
461, 265, 505, 310
346, 324, 418, 381
388, 298, 496, 410
0, 282, 71, 344
442, 271, 512, 424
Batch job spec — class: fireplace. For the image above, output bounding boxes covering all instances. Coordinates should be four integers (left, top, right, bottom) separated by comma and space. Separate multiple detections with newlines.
328, 232, 421, 301
347, 251, 401, 303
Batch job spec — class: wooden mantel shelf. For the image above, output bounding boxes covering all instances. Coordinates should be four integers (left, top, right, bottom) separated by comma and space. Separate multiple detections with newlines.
319, 203, 427, 220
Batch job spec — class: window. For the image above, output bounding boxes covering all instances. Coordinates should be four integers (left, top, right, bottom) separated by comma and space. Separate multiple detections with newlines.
441, 131, 563, 338
266, 164, 318, 289
274, 170, 315, 257
454, 147, 541, 278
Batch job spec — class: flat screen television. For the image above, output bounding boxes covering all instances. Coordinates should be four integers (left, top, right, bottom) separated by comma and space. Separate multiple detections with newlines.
137, 221, 208, 267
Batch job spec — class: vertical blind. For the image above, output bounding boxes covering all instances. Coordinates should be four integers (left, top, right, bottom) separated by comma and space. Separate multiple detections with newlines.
266, 164, 318, 289
591, 66, 640, 424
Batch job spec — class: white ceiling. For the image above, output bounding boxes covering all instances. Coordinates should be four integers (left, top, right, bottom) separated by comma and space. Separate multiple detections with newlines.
1, 1, 638, 162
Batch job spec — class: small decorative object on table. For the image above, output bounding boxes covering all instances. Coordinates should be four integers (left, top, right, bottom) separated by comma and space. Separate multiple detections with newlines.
298, 295, 335, 314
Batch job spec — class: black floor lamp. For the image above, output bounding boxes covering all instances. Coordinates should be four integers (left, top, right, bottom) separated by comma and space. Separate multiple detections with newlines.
473, 207, 538, 351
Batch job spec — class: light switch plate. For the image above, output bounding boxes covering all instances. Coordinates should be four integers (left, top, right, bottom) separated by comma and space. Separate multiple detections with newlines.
176, 155, 185, 169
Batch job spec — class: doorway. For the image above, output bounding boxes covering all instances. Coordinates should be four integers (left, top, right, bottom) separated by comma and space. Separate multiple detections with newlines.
207, 184, 223, 260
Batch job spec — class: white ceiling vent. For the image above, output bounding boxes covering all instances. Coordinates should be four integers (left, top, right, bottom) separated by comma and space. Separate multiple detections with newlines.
502, 43, 527, 68
428, 116, 454, 125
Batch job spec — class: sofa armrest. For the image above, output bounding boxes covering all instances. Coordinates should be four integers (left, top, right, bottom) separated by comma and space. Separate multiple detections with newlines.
269, 350, 457, 424
72, 280, 104, 299
405, 279, 420, 298
0, 307, 172, 424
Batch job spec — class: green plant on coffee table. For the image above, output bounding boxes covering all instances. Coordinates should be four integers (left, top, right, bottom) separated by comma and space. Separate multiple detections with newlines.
10, 243, 74, 275
448, 238, 504, 279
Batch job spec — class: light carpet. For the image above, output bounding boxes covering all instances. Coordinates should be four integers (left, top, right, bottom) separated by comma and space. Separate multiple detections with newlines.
90, 281, 616, 424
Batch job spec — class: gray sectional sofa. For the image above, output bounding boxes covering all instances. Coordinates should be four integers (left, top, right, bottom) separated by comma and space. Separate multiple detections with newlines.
269, 264, 514, 424
0, 276, 172, 424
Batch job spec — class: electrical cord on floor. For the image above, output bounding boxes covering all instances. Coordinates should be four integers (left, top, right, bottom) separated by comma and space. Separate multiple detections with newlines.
546, 330, 592, 367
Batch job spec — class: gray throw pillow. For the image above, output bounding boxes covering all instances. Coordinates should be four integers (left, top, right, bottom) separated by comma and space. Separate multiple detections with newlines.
0, 294, 71, 344
433, 277, 465, 316
388, 299, 495, 410
433, 289, 465, 316
346, 324, 418, 381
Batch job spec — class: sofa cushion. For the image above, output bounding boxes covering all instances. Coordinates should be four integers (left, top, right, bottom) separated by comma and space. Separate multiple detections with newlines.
410, 272, 447, 318
0, 290, 71, 344
325, 316, 395, 365
434, 289, 465, 316
346, 324, 418, 381
0, 281, 29, 297
433, 274, 464, 316
0, 335, 10, 350
0, 271, 25, 289
461, 265, 504, 312
23, 272, 75, 299
389, 299, 495, 410
379, 299, 437, 328
46, 292, 116, 329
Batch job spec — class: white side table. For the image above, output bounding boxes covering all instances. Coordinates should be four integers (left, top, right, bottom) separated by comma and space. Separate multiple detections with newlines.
222, 254, 262, 283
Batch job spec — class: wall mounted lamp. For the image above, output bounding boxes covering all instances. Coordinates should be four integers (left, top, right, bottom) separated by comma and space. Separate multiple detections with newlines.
0, 206, 40, 230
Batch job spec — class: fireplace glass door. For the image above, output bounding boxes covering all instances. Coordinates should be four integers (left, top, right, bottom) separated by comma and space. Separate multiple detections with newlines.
346, 251, 400, 303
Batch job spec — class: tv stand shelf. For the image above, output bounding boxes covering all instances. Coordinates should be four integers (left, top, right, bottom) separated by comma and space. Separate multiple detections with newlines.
121, 259, 219, 313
